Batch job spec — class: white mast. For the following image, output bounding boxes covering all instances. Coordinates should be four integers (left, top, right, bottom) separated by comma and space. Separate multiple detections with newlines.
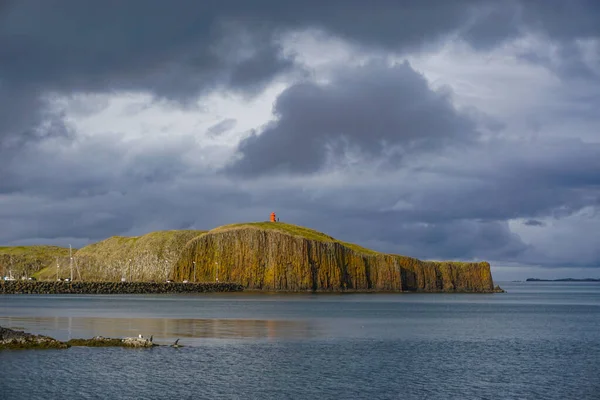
69, 244, 73, 281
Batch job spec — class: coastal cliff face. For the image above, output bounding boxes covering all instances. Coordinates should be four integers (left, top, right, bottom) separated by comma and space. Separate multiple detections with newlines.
173, 224, 495, 292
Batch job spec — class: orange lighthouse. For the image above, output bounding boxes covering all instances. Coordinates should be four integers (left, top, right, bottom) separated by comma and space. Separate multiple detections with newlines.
270, 212, 277, 222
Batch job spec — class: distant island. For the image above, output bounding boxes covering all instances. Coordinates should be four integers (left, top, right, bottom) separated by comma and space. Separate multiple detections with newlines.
2, 222, 504, 293
526, 278, 600, 282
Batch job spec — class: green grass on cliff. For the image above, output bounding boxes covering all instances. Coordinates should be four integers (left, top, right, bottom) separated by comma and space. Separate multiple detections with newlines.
35, 230, 206, 281
76, 230, 205, 257
0, 246, 71, 279
212, 222, 380, 255
0, 246, 71, 257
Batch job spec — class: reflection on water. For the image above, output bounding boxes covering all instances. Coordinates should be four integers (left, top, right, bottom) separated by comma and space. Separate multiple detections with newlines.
0, 316, 319, 344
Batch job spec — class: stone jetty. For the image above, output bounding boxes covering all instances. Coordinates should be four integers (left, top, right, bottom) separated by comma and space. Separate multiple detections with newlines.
0, 281, 244, 295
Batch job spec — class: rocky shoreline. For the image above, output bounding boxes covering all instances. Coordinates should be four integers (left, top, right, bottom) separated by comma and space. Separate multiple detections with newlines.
0, 281, 244, 294
0, 326, 181, 350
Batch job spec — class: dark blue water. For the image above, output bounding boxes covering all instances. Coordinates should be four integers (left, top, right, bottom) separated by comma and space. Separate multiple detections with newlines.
1, 282, 599, 399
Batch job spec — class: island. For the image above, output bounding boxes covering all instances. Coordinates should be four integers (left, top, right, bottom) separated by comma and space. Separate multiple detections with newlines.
526, 278, 600, 282
2, 222, 504, 293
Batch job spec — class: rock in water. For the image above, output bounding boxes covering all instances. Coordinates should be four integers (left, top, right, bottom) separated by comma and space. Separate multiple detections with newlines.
0, 326, 68, 349
121, 337, 155, 348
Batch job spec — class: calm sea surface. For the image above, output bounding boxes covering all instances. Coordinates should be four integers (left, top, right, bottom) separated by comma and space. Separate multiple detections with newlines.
1, 282, 599, 399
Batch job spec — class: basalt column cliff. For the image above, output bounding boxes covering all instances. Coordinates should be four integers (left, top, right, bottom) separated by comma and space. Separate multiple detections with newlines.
173, 223, 497, 292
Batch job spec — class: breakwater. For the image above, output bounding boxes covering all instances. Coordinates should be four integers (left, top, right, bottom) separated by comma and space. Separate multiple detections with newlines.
0, 281, 244, 295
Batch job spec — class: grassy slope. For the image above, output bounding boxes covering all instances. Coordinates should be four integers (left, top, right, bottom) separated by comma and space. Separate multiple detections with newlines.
0, 246, 71, 279
36, 230, 205, 281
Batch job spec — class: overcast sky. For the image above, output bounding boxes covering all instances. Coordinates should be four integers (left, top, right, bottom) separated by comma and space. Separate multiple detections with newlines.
1, 1, 599, 280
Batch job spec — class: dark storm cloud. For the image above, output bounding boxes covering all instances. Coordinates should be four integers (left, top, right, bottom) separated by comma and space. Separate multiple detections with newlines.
1, 0, 598, 96
227, 61, 477, 175
368, 220, 530, 262
461, 3, 524, 50
460, 1, 600, 47
0, 0, 476, 103
520, 0, 600, 40
0, 131, 197, 199
207, 119, 237, 137
1, 0, 598, 147
524, 220, 545, 227
384, 139, 600, 226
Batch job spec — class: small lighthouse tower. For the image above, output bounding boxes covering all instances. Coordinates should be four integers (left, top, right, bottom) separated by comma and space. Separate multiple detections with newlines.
270, 212, 277, 222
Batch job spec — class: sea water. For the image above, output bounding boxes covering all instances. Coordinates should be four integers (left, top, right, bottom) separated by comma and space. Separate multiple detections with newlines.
1, 282, 599, 399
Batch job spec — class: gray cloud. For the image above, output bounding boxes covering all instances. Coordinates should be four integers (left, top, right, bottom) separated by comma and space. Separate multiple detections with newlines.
207, 119, 237, 137
1, 1, 598, 91
524, 220, 545, 227
227, 61, 477, 176
1, 0, 598, 147
0, 0, 480, 104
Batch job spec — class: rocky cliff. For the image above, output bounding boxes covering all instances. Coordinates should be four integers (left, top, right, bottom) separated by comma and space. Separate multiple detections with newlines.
173, 223, 496, 292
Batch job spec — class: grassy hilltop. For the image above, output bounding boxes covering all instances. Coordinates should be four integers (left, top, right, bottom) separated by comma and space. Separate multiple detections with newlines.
0, 246, 71, 280
173, 222, 495, 292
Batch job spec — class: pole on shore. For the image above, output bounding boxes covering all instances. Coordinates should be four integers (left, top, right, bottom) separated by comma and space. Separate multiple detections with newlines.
69, 244, 73, 281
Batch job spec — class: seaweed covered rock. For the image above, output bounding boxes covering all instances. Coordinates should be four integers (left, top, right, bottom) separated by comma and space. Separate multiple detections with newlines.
67, 336, 156, 348
0, 326, 68, 349
1, 326, 186, 350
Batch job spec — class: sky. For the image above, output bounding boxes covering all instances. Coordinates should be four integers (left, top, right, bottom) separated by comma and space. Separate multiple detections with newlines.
1, 0, 599, 280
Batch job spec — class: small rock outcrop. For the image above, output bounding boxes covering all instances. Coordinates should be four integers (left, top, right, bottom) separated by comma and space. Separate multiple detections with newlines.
0, 326, 68, 349
121, 337, 155, 348
65, 336, 156, 348
1, 326, 174, 350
